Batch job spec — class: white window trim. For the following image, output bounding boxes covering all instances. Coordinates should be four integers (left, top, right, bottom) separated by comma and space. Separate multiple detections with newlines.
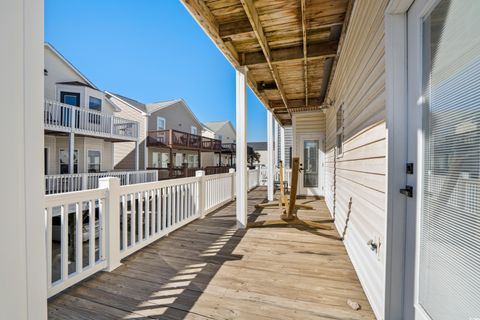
156, 116, 166, 130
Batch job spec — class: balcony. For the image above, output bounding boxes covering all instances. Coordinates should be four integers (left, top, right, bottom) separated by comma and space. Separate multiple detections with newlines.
147, 129, 222, 152
44, 99, 139, 141
221, 142, 236, 153
46, 185, 374, 319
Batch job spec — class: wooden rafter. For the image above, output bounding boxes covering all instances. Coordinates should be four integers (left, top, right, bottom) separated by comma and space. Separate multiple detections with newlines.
301, 0, 308, 107
239, 0, 290, 113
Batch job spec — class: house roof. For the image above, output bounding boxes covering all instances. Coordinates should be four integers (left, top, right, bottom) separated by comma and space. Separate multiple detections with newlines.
57, 81, 96, 90
45, 43, 98, 90
248, 142, 267, 151
145, 99, 183, 114
105, 92, 148, 114
204, 121, 236, 134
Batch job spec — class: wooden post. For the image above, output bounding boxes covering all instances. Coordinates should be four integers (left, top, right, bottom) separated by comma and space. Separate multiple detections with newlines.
99, 177, 122, 272
236, 66, 248, 228
267, 111, 275, 201
195, 170, 206, 218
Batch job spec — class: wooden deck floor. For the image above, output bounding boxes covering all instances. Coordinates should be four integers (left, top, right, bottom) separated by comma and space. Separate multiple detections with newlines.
48, 187, 375, 320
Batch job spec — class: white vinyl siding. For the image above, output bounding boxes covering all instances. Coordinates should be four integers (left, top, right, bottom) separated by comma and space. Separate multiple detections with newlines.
324, 0, 388, 318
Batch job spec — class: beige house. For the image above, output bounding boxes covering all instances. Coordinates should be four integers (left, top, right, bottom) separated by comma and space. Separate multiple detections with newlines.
204, 120, 236, 166
107, 93, 221, 178
43, 44, 140, 177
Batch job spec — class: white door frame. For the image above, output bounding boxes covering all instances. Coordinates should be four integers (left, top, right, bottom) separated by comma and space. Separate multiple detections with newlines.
297, 133, 325, 196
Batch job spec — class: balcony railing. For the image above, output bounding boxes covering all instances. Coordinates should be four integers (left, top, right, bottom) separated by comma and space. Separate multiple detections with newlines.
147, 129, 222, 151
221, 143, 236, 153
44, 99, 139, 141
45, 170, 158, 194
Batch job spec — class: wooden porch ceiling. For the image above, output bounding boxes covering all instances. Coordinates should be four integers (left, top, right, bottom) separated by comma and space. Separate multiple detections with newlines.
181, 0, 353, 126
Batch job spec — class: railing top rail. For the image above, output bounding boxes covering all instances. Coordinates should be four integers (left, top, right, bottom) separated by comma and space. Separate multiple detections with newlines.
45, 188, 108, 207
118, 175, 200, 194
204, 172, 235, 181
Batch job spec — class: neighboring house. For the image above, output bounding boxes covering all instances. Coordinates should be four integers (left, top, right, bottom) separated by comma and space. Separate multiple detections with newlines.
43, 44, 140, 180
204, 121, 236, 166
107, 93, 222, 178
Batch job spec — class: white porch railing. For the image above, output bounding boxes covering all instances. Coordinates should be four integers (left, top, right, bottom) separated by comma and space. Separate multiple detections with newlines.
45, 170, 159, 194
258, 166, 292, 188
248, 168, 260, 191
44, 99, 139, 141
44, 169, 259, 298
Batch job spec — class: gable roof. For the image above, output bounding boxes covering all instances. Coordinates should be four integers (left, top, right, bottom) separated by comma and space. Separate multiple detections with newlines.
204, 120, 236, 134
106, 92, 148, 114
146, 99, 204, 128
44, 43, 98, 90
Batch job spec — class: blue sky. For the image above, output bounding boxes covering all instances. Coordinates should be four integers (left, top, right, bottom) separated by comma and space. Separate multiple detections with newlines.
45, 0, 267, 142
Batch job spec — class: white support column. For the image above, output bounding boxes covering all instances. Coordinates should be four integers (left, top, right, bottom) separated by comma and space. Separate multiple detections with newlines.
69, 132, 75, 174
1, 0, 47, 318
134, 141, 139, 171
267, 111, 275, 201
235, 66, 248, 229
274, 120, 279, 168
280, 125, 286, 166
99, 177, 122, 272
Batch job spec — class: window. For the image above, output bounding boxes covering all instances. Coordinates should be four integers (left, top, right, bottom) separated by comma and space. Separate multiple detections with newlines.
59, 149, 78, 174
191, 126, 198, 135
60, 92, 80, 106
87, 150, 101, 173
152, 152, 169, 168
336, 104, 344, 157
218, 134, 223, 141
157, 117, 166, 130
187, 154, 199, 168
89, 97, 102, 111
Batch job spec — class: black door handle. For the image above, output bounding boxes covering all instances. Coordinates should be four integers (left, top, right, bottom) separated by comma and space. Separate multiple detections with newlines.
400, 185, 413, 197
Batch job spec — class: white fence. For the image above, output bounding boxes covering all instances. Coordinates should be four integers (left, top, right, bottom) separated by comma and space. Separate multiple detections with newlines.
44, 99, 139, 141
45, 170, 158, 194
44, 169, 259, 298
258, 166, 292, 188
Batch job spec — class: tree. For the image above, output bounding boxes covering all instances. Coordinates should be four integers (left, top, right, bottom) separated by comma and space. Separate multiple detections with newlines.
247, 146, 261, 166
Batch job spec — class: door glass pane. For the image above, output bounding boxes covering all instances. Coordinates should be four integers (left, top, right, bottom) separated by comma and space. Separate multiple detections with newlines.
419, 1, 480, 319
303, 140, 318, 188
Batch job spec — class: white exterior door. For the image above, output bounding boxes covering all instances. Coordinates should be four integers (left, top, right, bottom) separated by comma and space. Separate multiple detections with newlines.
407, 0, 480, 319
297, 134, 324, 196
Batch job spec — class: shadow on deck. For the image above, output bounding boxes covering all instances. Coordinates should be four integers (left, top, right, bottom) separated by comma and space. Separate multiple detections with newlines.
48, 187, 375, 320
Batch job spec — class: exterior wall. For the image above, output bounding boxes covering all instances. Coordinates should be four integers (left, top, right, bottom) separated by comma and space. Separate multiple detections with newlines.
278, 126, 293, 168
109, 96, 146, 170
256, 150, 268, 165
148, 103, 203, 133
44, 46, 115, 114
44, 136, 114, 174
214, 123, 236, 143
324, 1, 388, 318
292, 111, 326, 156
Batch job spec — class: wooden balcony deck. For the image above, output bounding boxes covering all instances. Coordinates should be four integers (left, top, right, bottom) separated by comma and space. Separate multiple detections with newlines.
48, 187, 374, 320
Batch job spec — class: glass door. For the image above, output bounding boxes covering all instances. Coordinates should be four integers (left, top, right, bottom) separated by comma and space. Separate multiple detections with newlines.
408, 0, 480, 319
299, 134, 324, 196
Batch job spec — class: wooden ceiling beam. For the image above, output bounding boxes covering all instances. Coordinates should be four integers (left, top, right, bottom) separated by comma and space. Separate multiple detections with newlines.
301, 0, 308, 107
270, 98, 323, 109
242, 41, 338, 66
239, 0, 290, 112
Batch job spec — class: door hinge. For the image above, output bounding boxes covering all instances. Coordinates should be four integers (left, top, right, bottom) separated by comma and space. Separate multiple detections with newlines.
406, 163, 414, 174
400, 185, 413, 197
